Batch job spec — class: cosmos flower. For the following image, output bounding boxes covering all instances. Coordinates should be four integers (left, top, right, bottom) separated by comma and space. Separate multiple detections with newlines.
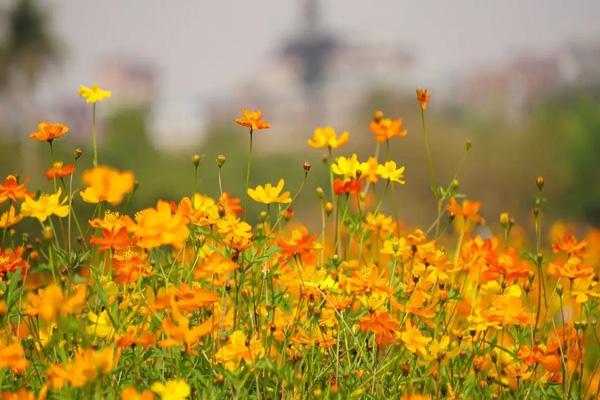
79, 83, 112, 103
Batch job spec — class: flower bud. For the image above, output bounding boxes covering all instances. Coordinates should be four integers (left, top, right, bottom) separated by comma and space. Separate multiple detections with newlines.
282, 207, 294, 220
324, 201, 334, 215
536, 176, 544, 191
303, 162, 311, 172
465, 139, 472, 151
74, 148, 83, 160
42, 226, 53, 241
372, 110, 384, 122
216, 154, 226, 167
316, 187, 324, 199
192, 153, 201, 167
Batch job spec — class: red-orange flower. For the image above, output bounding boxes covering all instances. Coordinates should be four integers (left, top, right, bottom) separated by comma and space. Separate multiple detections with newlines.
277, 226, 318, 259
0, 247, 30, 279
219, 192, 243, 217
416, 88, 431, 110
333, 178, 363, 195
0, 176, 32, 204
90, 227, 131, 252
112, 249, 152, 284
235, 108, 270, 131
359, 311, 399, 345
45, 161, 75, 180
29, 121, 69, 143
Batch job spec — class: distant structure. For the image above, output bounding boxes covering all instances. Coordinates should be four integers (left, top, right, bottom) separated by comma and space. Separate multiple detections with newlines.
281, 0, 337, 125
207, 0, 413, 147
456, 42, 600, 120
99, 58, 157, 109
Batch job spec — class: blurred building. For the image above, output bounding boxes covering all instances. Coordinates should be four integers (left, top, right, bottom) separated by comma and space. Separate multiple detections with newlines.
207, 0, 414, 148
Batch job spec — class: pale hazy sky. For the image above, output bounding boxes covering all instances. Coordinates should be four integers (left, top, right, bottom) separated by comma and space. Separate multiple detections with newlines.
35, 0, 600, 103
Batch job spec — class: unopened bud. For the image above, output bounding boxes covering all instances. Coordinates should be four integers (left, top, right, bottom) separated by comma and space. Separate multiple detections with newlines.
316, 187, 324, 199
536, 176, 544, 191
216, 154, 226, 167
324, 201, 334, 215
192, 153, 201, 167
303, 162, 311, 172
259, 211, 268, 222
373, 110, 384, 122
42, 226, 53, 241
465, 139, 472, 151
74, 148, 83, 160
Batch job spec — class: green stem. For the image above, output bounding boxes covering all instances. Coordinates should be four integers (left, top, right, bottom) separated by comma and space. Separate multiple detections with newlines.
92, 103, 98, 167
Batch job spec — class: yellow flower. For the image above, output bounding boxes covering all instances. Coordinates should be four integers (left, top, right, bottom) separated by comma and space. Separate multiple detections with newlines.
0, 206, 23, 228
247, 179, 292, 205
380, 237, 409, 258
86, 310, 115, 339
21, 189, 69, 222
215, 330, 265, 371
376, 161, 406, 184
331, 154, 367, 180
307, 126, 349, 149
398, 320, 431, 355
79, 83, 112, 103
80, 166, 135, 206
151, 379, 190, 400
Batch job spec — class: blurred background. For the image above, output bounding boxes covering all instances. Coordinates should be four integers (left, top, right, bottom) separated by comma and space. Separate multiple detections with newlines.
0, 0, 599, 231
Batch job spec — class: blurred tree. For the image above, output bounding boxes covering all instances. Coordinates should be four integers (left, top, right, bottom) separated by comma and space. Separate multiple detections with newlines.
536, 90, 600, 225
0, 0, 61, 176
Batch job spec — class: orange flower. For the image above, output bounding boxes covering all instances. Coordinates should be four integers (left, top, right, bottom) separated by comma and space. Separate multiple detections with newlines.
0, 247, 29, 279
277, 226, 318, 259
359, 311, 399, 345
116, 326, 156, 348
416, 88, 431, 110
90, 227, 131, 252
112, 249, 152, 284
552, 235, 587, 258
0, 341, 29, 374
45, 161, 75, 180
447, 197, 484, 225
159, 304, 210, 353
134, 200, 190, 249
45, 347, 117, 389
0, 176, 32, 204
121, 387, 154, 400
235, 108, 270, 131
80, 166, 135, 206
24, 284, 87, 322
29, 121, 69, 143
219, 192, 243, 217
369, 114, 407, 142
194, 252, 238, 284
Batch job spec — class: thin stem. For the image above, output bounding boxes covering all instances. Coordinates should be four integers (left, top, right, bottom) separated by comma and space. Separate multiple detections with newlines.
244, 129, 253, 216
420, 108, 437, 197
92, 103, 98, 167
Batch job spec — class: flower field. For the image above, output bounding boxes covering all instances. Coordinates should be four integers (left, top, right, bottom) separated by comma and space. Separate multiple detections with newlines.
0, 85, 599, 400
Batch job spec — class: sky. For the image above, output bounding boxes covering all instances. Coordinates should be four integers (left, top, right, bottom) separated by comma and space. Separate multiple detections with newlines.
32, 0, 600, 104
